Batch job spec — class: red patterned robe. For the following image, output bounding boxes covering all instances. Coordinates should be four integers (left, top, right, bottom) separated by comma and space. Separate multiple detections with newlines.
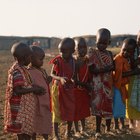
4, 62, 35, 135
89, 50, 113, 118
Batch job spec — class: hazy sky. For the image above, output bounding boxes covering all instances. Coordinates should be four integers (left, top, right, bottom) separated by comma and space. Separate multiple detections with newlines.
0, 0, 139, 37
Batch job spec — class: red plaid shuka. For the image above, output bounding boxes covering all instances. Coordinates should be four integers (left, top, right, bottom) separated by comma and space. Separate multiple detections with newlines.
4, 62, 36, 135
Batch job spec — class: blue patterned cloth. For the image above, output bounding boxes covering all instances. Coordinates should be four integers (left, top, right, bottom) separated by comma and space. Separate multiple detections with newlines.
113, 87, 125, 118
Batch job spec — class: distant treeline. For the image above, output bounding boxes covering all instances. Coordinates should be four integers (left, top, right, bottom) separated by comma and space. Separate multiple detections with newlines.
0, 34, 136, 50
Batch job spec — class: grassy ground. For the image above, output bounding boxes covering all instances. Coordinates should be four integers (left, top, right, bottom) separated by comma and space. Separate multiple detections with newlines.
1, 48, 140, 140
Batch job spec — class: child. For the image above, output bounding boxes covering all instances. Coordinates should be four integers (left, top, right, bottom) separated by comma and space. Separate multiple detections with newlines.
28, 46, 52, 140
4, 42, 45, 140
113, 38, 137, 133
89, 28, 114, 138
126, 32, 140, 129
73, 37, 91, 137
50, 38, 75, 140
87, 47, 94, 58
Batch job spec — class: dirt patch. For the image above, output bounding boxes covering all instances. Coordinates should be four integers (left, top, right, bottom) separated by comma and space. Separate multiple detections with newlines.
1, 116, 140, 139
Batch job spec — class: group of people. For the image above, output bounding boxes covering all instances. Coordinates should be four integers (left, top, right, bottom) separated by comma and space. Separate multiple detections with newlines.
3, 28, 140, 140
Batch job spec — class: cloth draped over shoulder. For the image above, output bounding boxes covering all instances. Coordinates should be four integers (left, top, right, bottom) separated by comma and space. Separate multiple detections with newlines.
50, 55, 76, 121
113, 53, 130, 103
74, 57, 91, 121
50, 55, 62, 123
89, 49, 113, 118
4, 62, 35, 135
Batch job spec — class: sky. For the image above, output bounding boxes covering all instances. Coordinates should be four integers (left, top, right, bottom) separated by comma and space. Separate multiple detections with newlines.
0, 0, 140, 38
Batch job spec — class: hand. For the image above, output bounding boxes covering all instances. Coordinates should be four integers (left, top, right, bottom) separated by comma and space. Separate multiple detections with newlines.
133, 67, 140, 75
60, 77, 68, 85
104, 65, 114, 72
32, 85, 46, 95
46, 76, 52, 84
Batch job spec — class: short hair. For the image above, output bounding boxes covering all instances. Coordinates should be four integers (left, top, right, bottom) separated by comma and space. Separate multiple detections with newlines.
96, 28, 111, 41
123, 38, 137, 49
58, 37, 75, 53
11, 42, 32, 59
75, 37, 87, 49
30, 45, 44, 54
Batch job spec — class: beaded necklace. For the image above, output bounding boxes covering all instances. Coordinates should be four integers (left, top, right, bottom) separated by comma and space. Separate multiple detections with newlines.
76, 56, 88, 82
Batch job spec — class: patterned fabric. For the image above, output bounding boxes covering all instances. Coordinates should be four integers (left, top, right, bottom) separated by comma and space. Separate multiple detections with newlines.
126, 47, 140, 119
130, 75, 140, 111
126, 76, 140, 119
4, 62, 35, 135
28, 67, 52, 134
89, 49, 113, 118
50, 55, 76, 121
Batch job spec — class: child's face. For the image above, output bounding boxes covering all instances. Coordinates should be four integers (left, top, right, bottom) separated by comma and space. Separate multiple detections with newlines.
31, 51, 45, 68
76, 45, 87, 57
96, 34, 110, 51
121, 43, 135, 58
60, 47, 72, 61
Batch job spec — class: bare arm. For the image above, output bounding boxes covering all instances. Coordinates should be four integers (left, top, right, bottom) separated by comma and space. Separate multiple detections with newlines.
50, 64, 68, 85
13, 85, 45, 95
89, 63, 115, 74
122, 68, 140, 77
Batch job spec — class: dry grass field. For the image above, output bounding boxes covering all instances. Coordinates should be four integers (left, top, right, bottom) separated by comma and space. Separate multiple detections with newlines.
0, 48, 140, 140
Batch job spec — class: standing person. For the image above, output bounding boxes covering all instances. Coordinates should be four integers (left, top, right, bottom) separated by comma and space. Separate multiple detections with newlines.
73, 37, 91, 138
50, 38, 75, 140
113, 38, 137, 133
4, 42, 45, 140
28, 46, 52, 140
126, 31, 140, 129
89, 28, 114, 138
